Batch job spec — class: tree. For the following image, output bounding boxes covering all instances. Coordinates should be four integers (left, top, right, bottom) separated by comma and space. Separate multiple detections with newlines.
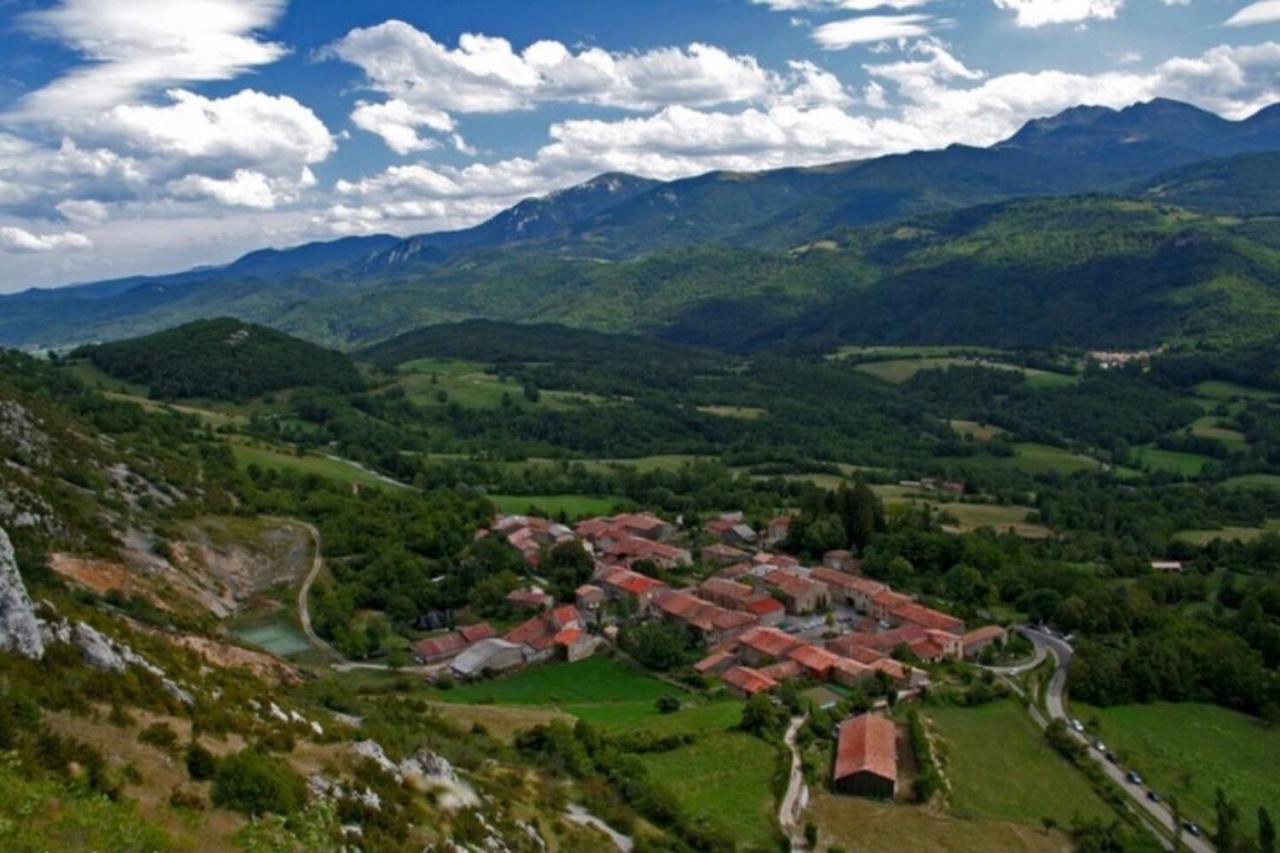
185, 742, 218, 781
623, 623, 693, 671
1215, 787, 1241, 853
1260, 806, 1276, 853
212, 748, 307, 817
739, 694, 783, 737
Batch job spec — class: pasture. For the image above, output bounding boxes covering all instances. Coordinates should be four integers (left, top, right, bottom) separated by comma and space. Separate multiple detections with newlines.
1132, 445, 1215, 476
487, 493, 621, 518
1073, 701, 1280, 830
230, 442, 403, 488
1174, 519, 1280, 544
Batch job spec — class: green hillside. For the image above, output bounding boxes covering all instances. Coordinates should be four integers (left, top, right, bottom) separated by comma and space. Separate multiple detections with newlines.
74, 318, 363, 401
1140, 151, 1280, 214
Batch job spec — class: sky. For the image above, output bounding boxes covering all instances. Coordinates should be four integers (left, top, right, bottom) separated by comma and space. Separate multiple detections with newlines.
0, 0, 1277, 292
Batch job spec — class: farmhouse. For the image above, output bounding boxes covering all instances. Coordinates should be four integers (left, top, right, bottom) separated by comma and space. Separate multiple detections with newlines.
830, 656, 876, 688
574, 584, 605, 623
505, 605, 585, 664
786, 643, 843, 680
413, 622, 496, 665
652, 589, 757, 645
693, 649, 737, 676
506, 587, 554, 611
833, 714, 897, 798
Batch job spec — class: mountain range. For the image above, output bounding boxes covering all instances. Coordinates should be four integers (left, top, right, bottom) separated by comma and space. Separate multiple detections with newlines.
3, 97, 1280, 352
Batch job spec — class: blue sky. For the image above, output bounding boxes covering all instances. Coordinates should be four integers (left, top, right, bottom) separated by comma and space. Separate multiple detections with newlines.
0, 0, 1276, 291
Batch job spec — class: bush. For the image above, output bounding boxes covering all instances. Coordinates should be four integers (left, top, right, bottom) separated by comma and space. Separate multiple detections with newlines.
138, 722, 179, 753
655, 695, 681, 714
185, 742, 218, 781
211, 748, 308, 817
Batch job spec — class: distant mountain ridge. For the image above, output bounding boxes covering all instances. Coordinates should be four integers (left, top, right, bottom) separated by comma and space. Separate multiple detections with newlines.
3, 97, 1279, 351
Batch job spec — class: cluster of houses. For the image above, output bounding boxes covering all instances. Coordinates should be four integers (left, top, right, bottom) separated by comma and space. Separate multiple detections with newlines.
416, 509, 1007, 794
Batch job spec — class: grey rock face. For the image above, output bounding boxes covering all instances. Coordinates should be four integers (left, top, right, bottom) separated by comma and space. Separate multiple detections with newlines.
73, 621, 127, 672
0, 527, 44, 660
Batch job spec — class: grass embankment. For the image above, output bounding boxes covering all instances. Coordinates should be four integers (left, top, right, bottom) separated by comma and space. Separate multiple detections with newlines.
230, 441, 403, 489
1073, 701, 1280, 830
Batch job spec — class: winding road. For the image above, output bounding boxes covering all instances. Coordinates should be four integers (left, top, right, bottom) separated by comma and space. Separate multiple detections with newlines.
1018, 627, 1212, 853
779, 714, 810, 849
295, 521, 339, 660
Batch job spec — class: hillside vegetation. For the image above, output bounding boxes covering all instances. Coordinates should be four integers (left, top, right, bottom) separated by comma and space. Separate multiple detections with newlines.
75, 318, 363, 401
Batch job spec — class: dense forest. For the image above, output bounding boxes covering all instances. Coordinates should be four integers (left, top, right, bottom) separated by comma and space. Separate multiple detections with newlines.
74, 318, 364, 401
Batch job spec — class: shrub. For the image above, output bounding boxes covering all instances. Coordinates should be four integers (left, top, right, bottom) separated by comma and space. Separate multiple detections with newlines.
138, 722, 179, 753
655, 695, 681, 714
185, 742, 218, 781
211, 748, 307, 817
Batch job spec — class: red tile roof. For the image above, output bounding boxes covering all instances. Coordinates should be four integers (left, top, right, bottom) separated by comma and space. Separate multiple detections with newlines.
602, 567, 666, 597
737, 626, 804, 659
549, 605, 581, 628
694, 650, 736, 673
414, 632, 468, 661
810, 567, 885, 596
869, 658, 908, 681
834, 714, 897, 784
758, 660, 803, 681
830, 657, 874, 681
746, 596, 785, 617
721, 666, 778, 695
872, 589, 912, 609
505, 615, 556, 651
699, 577, 756, 603
826, 636, 887, 663
458, 623, 497, 644
762, 568, 823, 599
961, 625, 1007, 646
553, 627, 585, 647
786, 643, 842, 677
892, 602, 964, 633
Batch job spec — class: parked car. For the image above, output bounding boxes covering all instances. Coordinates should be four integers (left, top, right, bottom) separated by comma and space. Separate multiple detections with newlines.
1183, 821, 1202, 837
1125, 771, 1143, 786
1070, 718, 1085, 733
1092, 739, 1107, 752
1105, 751, 1119, 764
1146, 790, 1161, 803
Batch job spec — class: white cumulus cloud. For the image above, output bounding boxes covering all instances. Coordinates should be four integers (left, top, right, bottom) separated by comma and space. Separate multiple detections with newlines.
992, 0, 1125, 28
0, 225, 92, 252
813, 14, 935, 48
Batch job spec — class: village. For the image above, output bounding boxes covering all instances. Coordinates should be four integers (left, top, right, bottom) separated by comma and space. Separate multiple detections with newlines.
412, 508, 1009, 800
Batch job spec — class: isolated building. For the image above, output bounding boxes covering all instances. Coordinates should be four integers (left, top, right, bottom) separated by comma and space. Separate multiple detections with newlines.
833, 714, 897, 798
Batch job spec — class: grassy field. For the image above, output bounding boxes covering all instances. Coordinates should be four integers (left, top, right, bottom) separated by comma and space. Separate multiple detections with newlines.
933, 503, 1053, 538
853, 357, 1077, 388
1132, 445, 1215, 476
639, 729, 781, 849
230, 442, 403, 488
395, 357, 601, 411
950, 420, 1007, 441
1073, 702, 1280, 829
429, 657, 682, 710
487, 493, 621, 518
809, 792, 1069, 853
830, 345, 1005, 361
961, 443, 1104, 477
697, 405, 767, 420
1188, 416, 1249, 452
1174, 519, 1280, 544
1223, 473, 1280, 491
927, 700, 1114, 826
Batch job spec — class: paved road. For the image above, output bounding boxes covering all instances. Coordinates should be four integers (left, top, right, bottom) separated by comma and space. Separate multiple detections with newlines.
779, 714, 810, 850
1021, 627, 1212, 853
